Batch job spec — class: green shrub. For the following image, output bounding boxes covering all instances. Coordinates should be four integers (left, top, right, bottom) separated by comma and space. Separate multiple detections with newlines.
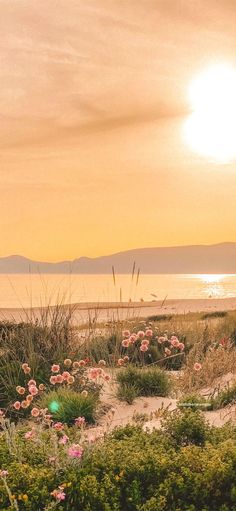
40, 387, 98, 425
162, 407, 209, 446
210, 383, 236, 410
116, 365, 171, 402
202, 311, 228, 320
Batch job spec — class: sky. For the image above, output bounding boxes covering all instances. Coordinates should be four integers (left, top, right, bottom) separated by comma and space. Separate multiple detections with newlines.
1, 0, 236, 261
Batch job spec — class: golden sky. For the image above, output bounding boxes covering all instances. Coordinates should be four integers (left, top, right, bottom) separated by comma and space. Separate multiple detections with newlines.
1, 0, 236, 261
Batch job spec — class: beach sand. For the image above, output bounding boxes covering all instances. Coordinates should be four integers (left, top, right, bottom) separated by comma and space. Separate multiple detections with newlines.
1, 296, 236, 324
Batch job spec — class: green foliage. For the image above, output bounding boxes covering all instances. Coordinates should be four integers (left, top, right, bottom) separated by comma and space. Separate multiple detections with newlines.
1, 411, 236, 510
116, 365, 171, 402
0, 308, 75, 409
201, 311, 228, 320
40, 387, 98, 425
210, 383, 236, 410
148, 314, 173, 322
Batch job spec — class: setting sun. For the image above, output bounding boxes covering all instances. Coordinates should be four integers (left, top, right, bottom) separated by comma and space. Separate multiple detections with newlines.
184, 64, 236, 162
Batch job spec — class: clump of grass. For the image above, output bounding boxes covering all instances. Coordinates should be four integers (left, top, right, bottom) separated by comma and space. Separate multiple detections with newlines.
201, 311, 228, 320
40, 387, 98, 425
148, 314, 173, 322
210, 383, 236, 410
117, 365, 171, 403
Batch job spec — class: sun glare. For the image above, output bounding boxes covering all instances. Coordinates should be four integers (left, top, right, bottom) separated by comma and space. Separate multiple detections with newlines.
183, 64, 236, 162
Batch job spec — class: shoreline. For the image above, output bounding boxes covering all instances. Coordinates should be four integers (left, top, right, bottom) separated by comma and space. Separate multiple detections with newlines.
1, 296, 236, 324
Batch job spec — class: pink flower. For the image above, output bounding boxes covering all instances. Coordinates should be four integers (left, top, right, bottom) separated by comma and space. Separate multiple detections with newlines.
28, 379, 36, 387
141, 339, 149, 346
81, 390, 88, 397
24, 366, 31, 374
122, 339, 130, 348
67, 375, 75, 384
31, 407, 40, 418
157, 336, 166, 344
38, 383, 46, 391
164, 347, 171, 356
68, 444, 83, 458
104, 374, 111, 382
117, 358, 124, 366
140, 344, 148, 352
145, 329, 153, 337
56, 374, 63, 384
123, 355, 129, 363
64, 358, 72, 367
26, 394, 33, 402
75, 416, 86, 427
50, 375, 57, 385
53, 422, 64, 431
89, 368, 99, 379
178, 342, 185, 351
129, 334, 137, 343
13, 401, 21, 410
72, 361, 80, 369
16, 386, 25, 395
170, 336, 179, 348
98, 360, 106, 366
51, 364, 60, 373
137, 330, 145, 339
22, 363, 28, 370
0, 470, 8, 478
29, 385, 38, 396
51, 489, 66, 501
21, 400, 30, 409
78, 360, 86, 367
59, 434, 69, 445
194, 362, 202, 371
62, 371, 70, 381
25, 430, 35, 440
122, 330, 130, 338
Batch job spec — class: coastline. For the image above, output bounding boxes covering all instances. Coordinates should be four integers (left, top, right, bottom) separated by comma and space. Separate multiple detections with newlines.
1, 296, 236, 324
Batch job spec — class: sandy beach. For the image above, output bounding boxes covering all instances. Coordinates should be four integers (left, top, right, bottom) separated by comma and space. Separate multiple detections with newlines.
1, 296, 236, 324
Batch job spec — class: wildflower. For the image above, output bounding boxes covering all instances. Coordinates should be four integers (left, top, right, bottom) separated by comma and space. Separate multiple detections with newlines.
67, 375, 75, 384
78, 360, 85, 367
50, 376, 57, 385
75, 416, 85, 427
129, 334, 137, 343
178, 342, 185, 351
56, 374, 64, 384
170, 336, 180, 348
157, 336, 166, 344
21, 363, 28, 371
89, 368, 99, 379
194, 362, 202, 371
21, 400, 30, 409
84, 358, 90, 364
122, 339, 130, 348
137, 330, 145, 339
72, 361, 80, 369
104, 374, 111, 382
141, 339, 149, 346
28, 379, 36, 387
219, 337, 227, 346
31, 407, 40, 418
0, 470, 8, 477
38, 383, 46, 391
145, 329, 153, 337
59, 434, 69, 445
0, 409, 5, 417
24, 366, 31, 374
62, 371, 70, 381
98, 359, 106, 366
68, 444, 83, 458
81, 390, 88, 397
29, 385, 38, 396
51, 489, 66, 501
17, 386, 25, 395
64, 359, 72, 367
51, 364, 60, 373
123, 355, 129, 362
25, 430, 35, 440
53, 422, 64, 431
117, 358, 124, 366
140, 344, 148, 352
164, 347, 172, 356
122, 330, 130, 338
13, 401, 21, 410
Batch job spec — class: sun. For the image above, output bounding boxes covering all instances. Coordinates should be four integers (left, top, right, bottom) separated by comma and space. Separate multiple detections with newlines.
183, 63, 236, 162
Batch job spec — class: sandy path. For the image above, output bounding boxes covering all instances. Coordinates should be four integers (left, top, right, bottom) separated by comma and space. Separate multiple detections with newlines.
1, 297, 236, 325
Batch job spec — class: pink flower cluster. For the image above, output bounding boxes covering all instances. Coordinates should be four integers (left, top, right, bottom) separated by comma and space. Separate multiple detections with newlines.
68, 443, 83, 458
120, 328, 185, 361
51, 486, 66, 501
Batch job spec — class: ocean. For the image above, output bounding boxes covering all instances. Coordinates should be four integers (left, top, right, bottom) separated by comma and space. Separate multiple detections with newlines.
0, 273, 236, 309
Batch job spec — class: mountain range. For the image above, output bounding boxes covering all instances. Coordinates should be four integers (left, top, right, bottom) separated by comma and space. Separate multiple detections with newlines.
0, 243, 236, 274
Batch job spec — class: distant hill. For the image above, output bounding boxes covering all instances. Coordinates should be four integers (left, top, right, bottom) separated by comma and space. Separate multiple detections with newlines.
0, 243, 236, 274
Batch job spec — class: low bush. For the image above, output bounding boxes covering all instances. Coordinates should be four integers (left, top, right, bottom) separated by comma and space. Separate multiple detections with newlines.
116, 365, 171, 402
202, 311, 228, 320
1, 409, 236, 510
